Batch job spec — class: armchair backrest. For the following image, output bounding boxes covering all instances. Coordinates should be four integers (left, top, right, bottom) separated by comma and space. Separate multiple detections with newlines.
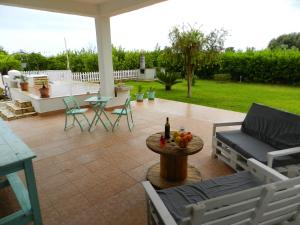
241, 103, 300, 149
182, 176, 300, 225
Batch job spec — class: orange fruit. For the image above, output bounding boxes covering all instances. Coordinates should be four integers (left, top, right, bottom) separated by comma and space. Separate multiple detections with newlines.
175, 136, 181, 143
187, 134, 193, 142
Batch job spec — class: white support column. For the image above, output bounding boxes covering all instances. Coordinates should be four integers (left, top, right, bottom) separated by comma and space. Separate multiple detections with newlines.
94, 16, 114, 97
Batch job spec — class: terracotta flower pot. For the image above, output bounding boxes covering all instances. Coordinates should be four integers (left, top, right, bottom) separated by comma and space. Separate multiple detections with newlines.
20, 82, 29, 91
39, 86, 50, 98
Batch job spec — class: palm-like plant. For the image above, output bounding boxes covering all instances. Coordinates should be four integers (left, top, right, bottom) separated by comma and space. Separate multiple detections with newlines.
156, 70, 181, 91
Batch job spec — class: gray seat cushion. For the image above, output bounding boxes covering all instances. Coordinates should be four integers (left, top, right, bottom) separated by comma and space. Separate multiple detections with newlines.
242, 103, 300, 149
157, 171, 263, 223
216, 130, 300, 167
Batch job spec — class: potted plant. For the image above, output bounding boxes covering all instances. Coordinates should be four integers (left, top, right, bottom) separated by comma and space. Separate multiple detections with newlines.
147, 87, 155, 100
135, 85, 144, 102
14, 74, 29, 91
39, 82, 50, 98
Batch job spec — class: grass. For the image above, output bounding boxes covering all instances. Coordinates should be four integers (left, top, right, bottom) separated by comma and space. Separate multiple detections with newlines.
125, 79, 300, 114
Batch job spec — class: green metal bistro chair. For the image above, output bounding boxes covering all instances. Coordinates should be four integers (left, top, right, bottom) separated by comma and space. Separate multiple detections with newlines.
63, 96, 90, 131
111, 97, 134, 132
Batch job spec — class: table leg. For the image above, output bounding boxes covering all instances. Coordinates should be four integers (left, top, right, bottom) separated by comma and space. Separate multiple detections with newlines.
160, 155, 187, 181
94, 103, 112, 131
24, 160, 42, 225
89, 104, 101, 131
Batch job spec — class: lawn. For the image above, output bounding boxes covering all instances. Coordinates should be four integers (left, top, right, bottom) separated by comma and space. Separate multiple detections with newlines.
125, 79, 300, 114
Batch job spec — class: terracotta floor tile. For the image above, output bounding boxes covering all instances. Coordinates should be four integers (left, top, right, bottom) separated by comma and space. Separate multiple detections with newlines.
126, 165, 148, 182
62, 165, 93, 181
81, 182, 115, 206
41, 206, 65, 225
84, 157, 111, 172
63, 205, 110, 225
46, 183, 80, 203
71, 173, 100, 191
74, 150, 103, 165
39, 173, 70, 192
54, 193, 90, 217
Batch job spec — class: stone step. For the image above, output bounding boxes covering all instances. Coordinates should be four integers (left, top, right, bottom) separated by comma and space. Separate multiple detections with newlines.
15, 100, 32, 108
0, 108, 37, 121
0, 100, 37, 121
0, 108, 16, 121
6, 102, 35, 115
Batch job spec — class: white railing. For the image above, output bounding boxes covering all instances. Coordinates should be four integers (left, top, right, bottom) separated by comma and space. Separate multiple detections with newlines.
22, 69, 139, 82
113, 70, 139, 81
72, 72, 100, 82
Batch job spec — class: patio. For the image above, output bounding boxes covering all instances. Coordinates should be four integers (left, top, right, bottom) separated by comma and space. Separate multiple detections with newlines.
0, 99, 245, 225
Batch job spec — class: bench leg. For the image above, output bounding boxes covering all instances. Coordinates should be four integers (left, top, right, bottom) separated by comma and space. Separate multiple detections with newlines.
24, 160, 43, 225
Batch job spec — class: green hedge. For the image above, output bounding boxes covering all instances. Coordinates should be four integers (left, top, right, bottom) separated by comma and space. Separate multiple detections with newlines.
220, 49, 300, 84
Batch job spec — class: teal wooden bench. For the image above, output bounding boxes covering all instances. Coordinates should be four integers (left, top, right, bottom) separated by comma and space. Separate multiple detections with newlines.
0, 119, 42, 225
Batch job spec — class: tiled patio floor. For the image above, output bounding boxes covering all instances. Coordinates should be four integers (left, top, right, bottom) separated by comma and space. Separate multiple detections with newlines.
0, 99, 245, 225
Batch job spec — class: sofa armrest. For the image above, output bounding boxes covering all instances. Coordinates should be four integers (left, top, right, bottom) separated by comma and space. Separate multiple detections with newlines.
142, 181, 177, 225
267, 147, 300, 168
212, 121, 243, 135
247, 158, 288, 182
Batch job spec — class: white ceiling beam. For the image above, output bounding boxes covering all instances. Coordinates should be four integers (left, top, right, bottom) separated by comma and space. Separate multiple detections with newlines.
98, 0, 166, 16
0, 0, 98, 17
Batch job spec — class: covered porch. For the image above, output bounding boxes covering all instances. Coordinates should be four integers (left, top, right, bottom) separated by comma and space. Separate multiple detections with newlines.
0, 0, 165, 107
0, 99, 244, 225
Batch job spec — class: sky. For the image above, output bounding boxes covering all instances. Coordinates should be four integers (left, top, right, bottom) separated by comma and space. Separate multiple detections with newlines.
0, 0, 300, 56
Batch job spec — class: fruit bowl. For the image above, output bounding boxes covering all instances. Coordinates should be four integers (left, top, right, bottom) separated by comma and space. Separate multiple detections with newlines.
173, 131, 193, 148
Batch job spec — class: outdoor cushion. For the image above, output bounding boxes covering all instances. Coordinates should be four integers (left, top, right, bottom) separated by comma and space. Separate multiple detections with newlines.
216, 130, 300, 167
157, 171, 263, 223
241, 103, 300, 149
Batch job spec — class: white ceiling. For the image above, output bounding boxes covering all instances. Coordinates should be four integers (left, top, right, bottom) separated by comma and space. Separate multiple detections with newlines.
0, 0, 166, 17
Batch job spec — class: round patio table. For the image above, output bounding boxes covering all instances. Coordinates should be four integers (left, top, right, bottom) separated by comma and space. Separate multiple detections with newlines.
146, 132, 203, 189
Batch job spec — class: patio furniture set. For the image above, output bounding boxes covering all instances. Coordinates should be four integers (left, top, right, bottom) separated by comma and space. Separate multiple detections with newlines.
143, 103, 300, 225
63, 95, 134, 132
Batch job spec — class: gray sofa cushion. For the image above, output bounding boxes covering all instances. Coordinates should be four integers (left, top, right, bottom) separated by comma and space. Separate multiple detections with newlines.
216, 130, 300, 167
241, 103, 300, 149
157, 171, 263, 223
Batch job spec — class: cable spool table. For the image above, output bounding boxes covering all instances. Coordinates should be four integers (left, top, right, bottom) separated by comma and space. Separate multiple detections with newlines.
146, 132, 203, 189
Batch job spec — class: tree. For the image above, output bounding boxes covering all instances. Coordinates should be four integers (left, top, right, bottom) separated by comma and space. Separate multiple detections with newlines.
0, 53, 22, 74
169, 25, 227, 97
169, 25, 205, 97
268, 32, 300, 50
0, 46, 7, 55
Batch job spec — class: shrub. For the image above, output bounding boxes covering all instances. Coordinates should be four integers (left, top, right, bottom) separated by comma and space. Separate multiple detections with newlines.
137, 85, 143, 93
213, 73, 231, 82
156, 70, 182, 91
220, 49, 300, 84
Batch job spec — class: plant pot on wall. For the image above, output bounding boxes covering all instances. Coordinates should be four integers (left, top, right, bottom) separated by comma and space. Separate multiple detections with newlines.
20, 82, 29, 91
147, 91, 155, 100
136, 93, 144, 102
39, 84, 50, 98
136, 85, 144, 102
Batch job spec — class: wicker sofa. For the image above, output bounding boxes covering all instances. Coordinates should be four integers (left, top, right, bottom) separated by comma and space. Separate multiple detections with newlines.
212, 103, 300, 177
143, 159, 300, 225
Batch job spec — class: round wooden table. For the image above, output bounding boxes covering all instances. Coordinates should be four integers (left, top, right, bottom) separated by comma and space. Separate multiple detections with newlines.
146, 132, 204, 189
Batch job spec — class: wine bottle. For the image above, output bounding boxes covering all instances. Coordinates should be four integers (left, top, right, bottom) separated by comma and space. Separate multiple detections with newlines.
165, 117, 170, 139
